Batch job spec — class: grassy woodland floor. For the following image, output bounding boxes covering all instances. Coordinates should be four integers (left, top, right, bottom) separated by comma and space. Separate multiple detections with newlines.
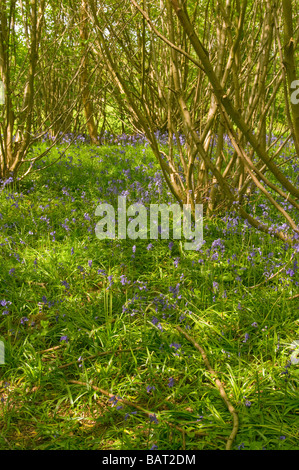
0, 135, 298, 450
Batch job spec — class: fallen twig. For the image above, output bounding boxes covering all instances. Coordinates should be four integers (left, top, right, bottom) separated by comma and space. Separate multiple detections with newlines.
57, 348, 142, 369
38, 344, 66, 354
288, 293, 299, 301
176, 325, 239, 450
0, 432, 12, 449
68, 379, 207, 444
248, 256, 293, 289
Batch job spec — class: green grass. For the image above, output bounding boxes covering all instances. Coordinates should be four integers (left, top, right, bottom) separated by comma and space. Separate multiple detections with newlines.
0, 140, 298, 450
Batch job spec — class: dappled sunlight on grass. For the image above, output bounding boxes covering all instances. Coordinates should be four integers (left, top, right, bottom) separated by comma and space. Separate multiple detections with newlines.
0, 140, 298, 450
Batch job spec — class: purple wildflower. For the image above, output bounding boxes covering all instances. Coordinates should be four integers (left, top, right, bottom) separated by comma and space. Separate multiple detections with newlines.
149, 414, 158, 424
243, 333, 250, 343
61, 280, 70, 290
168, 377, 175, 387
170, 342, 181, 351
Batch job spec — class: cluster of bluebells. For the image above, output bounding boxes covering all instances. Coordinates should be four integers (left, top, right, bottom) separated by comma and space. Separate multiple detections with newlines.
169, 342, 183, 356
203, 238, 226, 262
1, 132, 298, 453
124, 411, 137, 421
168, 283, 181, 300
149, 414, 158, 424
0, 299, 12, 315
243, 396, 252, 407
168, 377, 175, 387
222, 214, 241, 236
122, 292, 147, 317
151, 316, 163, 332
0, 176, 14, 189
281, 360, 292, 381
41, 295, 63, 309
60, 335, 68, 343
109, 395, 123, 410
285, 258, 298, 279
120, 274, 130, 286
153, 293, 178, 315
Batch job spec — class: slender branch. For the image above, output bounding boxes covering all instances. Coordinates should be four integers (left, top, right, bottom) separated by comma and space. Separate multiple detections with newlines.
248, 255, 294, 289
57, 348, 142, 369
129, 0, 205, 71
176, 326, 239, 450
68, 379, 208, 440
288, 293, 299, 301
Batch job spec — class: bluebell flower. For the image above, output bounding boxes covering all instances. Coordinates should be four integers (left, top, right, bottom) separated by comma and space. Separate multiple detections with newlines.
120, 275, 130, 286
244, 398, 251, 407
61, 280, 70, 290
60, 335, 68, 343
170, 342, 181, 351
243, 333, 250, 343
149, 414, 158, 424
168, 377, 175, 387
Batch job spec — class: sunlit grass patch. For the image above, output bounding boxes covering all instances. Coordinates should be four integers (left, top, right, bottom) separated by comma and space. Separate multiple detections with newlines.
0, 141, 298, 450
